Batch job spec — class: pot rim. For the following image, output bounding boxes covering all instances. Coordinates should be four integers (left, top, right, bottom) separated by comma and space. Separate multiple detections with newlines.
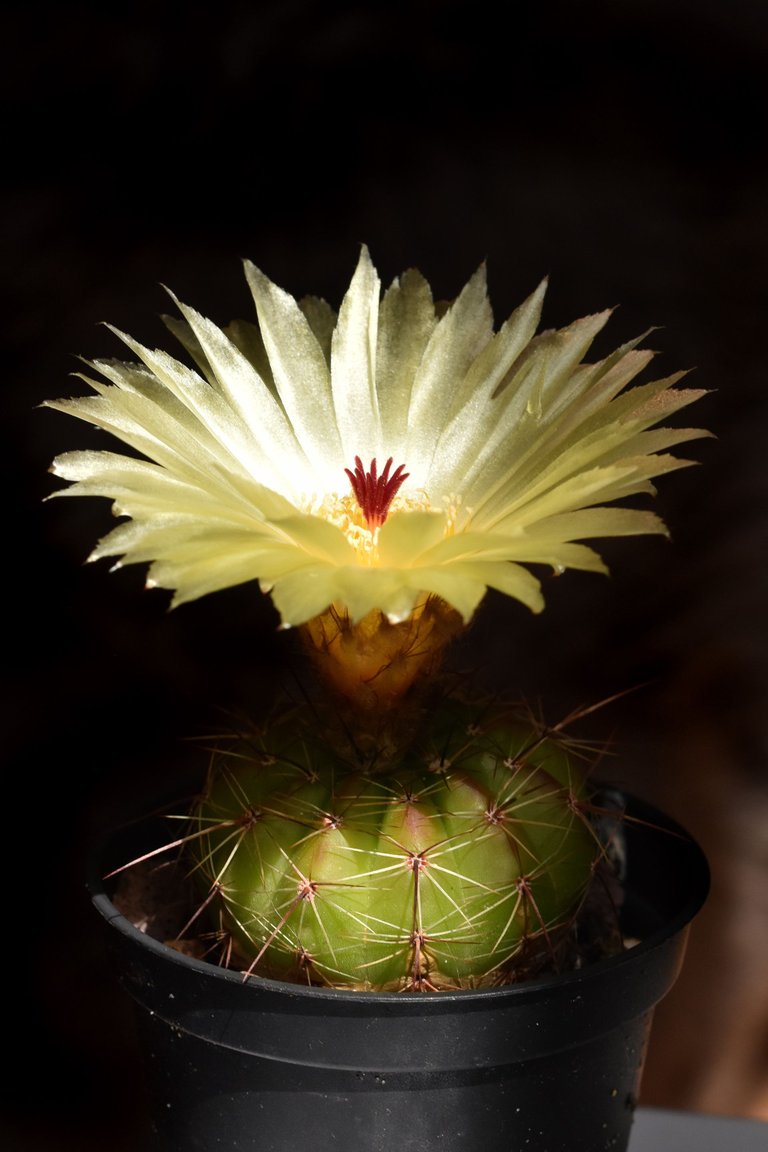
89, 790, 710, 1009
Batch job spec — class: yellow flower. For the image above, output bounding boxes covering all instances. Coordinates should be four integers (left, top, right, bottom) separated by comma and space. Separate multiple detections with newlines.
45, 246, 709, 634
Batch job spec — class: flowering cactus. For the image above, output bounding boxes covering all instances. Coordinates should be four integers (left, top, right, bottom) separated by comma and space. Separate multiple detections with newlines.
46, 248, 708, 987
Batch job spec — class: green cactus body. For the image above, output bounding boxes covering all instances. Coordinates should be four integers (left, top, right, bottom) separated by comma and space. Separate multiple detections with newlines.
192, 702, 600, 991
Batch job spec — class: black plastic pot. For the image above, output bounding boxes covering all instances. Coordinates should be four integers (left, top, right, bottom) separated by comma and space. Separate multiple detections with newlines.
89, 794, 709, 1152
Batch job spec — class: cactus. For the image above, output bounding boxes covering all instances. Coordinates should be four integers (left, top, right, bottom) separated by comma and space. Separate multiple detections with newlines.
189, 695, 605, 990
44, 246, 709, 992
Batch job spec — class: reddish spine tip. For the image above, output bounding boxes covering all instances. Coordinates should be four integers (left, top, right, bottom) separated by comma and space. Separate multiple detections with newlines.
346, 456, 409, 529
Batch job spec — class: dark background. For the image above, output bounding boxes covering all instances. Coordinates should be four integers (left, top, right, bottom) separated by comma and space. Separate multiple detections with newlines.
3, 1, 768, 1148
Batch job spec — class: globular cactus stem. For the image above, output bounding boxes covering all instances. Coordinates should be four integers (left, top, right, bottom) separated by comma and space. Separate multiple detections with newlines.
190, 695, 612, 991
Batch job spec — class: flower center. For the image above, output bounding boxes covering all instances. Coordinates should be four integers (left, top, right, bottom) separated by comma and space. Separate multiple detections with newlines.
345, 456, 410, 530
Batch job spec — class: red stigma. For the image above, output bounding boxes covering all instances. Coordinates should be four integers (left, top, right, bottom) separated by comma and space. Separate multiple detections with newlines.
345, 456, 409, 529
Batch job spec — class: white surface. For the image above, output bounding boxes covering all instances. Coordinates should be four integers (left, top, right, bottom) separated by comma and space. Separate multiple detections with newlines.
630, 1106, 768, 1150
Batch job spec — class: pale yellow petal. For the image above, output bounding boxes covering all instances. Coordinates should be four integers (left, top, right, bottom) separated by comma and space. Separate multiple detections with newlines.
376, 510, 448, 564
407, 561, 543, 619
103, 325, 307, 496
405, 263, 493, 481
268, 566, 358, 626
333, 568, 421, 624
427, 279, 548, 495
241, 263, 343, 478
46, 382, 260, 490
376, 268, 436, 451
160, 314, 218, 379
49, 449, 296, 523
330, 244, 382, 463
521, 506, 669, 542
298, 296, 336, 363
154, 547, 323, 609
